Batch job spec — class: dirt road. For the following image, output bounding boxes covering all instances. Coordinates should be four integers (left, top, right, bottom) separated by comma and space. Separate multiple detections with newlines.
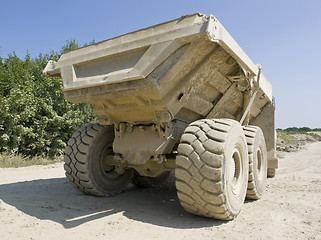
1, 142, 320, 240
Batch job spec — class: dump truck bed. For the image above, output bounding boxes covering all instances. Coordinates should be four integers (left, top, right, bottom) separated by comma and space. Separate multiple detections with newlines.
44, 13, 272, 126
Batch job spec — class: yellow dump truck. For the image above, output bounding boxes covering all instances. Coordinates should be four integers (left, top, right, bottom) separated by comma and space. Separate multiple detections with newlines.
44, 13, 278, 220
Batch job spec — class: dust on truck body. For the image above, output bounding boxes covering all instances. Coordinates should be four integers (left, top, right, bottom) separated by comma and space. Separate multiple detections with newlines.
44, 13, 278, 220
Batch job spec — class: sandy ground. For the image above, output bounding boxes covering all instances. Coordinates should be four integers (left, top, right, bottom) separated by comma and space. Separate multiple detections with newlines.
0, 142, 320, 240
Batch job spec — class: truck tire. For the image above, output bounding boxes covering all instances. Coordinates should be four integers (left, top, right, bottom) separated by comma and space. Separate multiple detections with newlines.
267, 168, 276, 178
64, 124, 133, 196
175, 119, 249, 220
243, 126, 267, 200
132, 171, 171, 188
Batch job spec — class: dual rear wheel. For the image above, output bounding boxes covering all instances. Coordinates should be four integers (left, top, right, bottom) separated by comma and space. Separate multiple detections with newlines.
175, 119, 267, 220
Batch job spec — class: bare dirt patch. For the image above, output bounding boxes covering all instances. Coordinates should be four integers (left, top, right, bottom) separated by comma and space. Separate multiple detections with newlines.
0, 143, 321, 240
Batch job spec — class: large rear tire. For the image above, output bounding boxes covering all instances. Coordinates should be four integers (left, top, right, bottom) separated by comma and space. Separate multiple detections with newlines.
243, 126, 267, 200
175, 119, 249, 220
64, 124, 133, 196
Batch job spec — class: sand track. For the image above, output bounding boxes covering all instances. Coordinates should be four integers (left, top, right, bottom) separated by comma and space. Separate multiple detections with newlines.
0, 142, 320, 240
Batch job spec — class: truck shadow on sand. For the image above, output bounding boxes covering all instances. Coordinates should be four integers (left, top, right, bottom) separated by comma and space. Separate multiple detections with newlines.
0, 176, 227, 229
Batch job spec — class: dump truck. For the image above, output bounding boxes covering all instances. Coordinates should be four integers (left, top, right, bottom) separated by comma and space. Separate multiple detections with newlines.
44, 13, 278, 220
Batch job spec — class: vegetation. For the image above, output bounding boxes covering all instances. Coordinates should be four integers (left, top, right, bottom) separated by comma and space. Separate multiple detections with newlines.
0, 153, 62, 168
276, 130, 298, 145
0, 40, 97, 157
278, 127, 321, 132
277, 128, 321, 147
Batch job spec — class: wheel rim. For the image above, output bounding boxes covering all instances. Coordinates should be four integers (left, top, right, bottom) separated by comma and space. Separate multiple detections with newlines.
100, 144, 120, 179
230, 146, 243, 195
256, 146, 263, 180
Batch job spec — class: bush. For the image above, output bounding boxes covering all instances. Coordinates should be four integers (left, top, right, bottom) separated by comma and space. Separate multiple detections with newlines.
0, 50, 97, 156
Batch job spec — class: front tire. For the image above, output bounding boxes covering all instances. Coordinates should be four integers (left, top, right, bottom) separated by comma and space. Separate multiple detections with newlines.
175, 119, 249, 220
64, 124, 133, 196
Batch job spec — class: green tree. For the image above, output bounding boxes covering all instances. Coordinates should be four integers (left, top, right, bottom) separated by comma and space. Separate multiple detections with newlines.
60, 39, 79, 54
83, 39, 96, 47
0, 44, 97, 156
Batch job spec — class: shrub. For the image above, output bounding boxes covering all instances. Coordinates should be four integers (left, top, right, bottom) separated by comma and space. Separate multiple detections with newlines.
0, 50, 97, 156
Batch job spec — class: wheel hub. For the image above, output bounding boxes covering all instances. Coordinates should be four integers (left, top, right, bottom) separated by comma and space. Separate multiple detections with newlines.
230, 147, 243, 195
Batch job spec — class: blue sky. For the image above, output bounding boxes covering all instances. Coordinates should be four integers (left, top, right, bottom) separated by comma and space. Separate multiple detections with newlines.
1, 0, 320, 128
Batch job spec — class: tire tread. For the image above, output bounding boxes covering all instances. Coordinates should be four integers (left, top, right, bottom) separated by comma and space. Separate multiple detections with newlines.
175, 119, 238, 220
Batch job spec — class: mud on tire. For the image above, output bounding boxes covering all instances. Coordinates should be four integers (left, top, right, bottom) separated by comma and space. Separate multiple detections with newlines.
175, 119, 249, 220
